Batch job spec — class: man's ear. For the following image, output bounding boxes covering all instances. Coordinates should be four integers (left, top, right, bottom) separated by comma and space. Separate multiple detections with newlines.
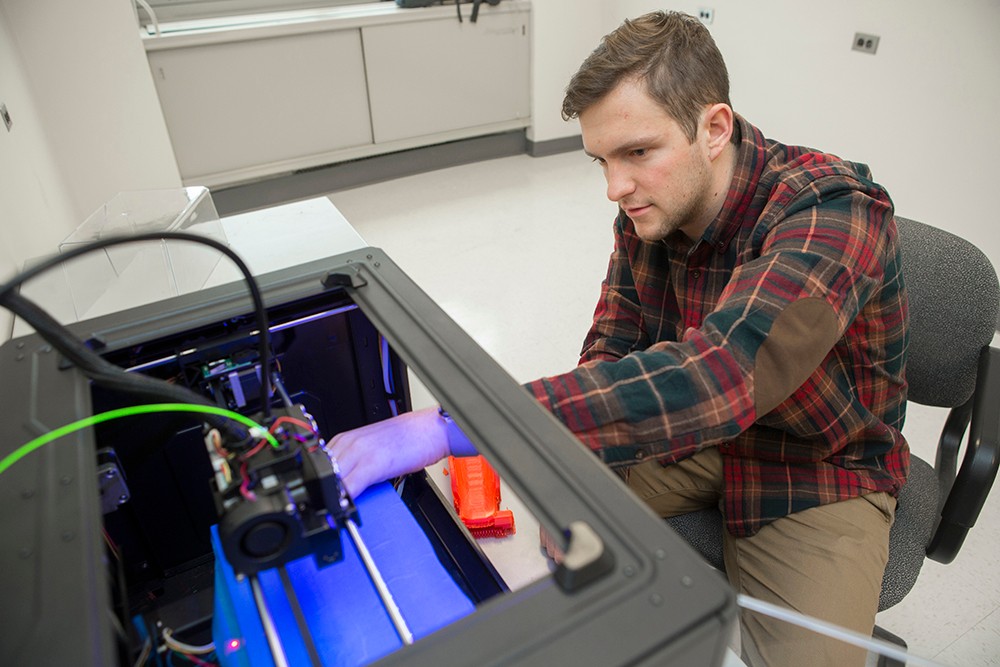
702, 103, 734, 160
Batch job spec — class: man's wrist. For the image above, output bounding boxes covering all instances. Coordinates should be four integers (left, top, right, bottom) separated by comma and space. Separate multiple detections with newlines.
438, 407, 478, 457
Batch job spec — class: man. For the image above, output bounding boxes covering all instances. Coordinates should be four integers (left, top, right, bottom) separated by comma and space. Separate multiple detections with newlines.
331, 11, 909, 666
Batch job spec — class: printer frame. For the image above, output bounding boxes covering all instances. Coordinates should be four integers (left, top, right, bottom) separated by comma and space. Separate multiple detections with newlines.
0, 247, 734, 666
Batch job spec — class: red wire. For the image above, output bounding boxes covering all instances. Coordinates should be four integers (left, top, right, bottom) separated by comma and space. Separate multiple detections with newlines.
209, 429, 229, 458
102, 527, 121, 560
268, 416, 317, 435
241, 439, 269, 460
240, 416, 316, 461
237, 415, 320, 494
238, 461, 255, 501
177, 652, 214, 666
272, 415, 322, 452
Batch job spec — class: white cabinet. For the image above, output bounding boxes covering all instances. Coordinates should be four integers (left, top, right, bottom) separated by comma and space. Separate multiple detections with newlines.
363, 13, 529, 144
148, 30, 372, 182
144, 2, 531, 188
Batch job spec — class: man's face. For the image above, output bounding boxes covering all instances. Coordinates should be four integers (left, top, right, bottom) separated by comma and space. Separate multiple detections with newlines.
580, 78, 715, 242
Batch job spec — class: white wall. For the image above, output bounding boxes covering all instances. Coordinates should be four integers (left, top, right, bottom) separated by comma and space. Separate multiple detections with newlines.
531, 0, 1000, 272
527, 0, 607, 145
0, 0, 181, 248
0, 0, 181, 339
0, 3, 76, 337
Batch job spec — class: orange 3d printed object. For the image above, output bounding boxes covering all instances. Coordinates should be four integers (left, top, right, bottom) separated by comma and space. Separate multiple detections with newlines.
447, 455, 515, 539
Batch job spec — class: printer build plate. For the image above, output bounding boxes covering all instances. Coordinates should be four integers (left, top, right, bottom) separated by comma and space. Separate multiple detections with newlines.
213, 481, 475, 666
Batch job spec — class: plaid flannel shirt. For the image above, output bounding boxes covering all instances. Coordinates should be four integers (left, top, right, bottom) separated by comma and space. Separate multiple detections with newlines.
526, 116, 910, 536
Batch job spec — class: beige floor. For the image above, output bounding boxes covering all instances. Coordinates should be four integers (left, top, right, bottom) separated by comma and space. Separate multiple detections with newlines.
328, 150, 1000, 667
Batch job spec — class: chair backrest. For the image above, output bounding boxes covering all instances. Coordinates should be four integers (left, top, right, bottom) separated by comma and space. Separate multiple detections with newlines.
894, 217, 999, 408
895, 217, 1000, 565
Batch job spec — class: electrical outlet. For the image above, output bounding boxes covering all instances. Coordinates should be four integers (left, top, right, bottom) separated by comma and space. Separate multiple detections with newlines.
852, 32, 880, 55
698, 7, 714, 25
0, 104, 11, 132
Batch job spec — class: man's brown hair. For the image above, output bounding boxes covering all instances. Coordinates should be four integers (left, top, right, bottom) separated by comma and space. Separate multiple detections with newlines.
562, 11, 732, 143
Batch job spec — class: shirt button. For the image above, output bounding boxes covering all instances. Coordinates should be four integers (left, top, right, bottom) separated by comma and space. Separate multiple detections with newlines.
690, 269, 701, 279
716, 241, 726, 252
635, 449, 647, 460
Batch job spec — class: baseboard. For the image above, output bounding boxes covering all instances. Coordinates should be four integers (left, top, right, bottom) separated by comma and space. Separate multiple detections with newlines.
527, 134, 583, 158
212, 130, 528, 216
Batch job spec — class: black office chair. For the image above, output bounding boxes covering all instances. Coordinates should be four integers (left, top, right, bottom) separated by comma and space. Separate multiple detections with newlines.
666, 217, 1000, 664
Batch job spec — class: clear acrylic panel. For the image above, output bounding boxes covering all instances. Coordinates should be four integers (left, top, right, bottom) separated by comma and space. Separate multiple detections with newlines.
58, 187, 227, 319
734, 594, 949, 667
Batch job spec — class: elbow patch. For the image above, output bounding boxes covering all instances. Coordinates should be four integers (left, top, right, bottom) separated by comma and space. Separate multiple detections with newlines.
753, 298, 840, 416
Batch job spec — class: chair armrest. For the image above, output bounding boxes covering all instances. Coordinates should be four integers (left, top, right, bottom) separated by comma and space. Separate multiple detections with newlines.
927, 345, 1000, 563
933, 397, 974, 497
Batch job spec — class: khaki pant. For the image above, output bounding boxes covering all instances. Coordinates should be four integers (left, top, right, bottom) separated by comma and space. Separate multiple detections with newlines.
626, 448, 895, 667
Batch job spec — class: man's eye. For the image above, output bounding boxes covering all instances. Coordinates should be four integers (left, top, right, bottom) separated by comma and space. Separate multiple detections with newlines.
632, 148, 647, 157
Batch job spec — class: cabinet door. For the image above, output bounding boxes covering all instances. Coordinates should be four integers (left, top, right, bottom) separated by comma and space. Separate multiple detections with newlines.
148, 30, 372, 181
362, 10, 530, 144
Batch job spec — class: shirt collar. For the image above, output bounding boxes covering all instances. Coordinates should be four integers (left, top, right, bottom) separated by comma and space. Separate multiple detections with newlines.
666, 114, 766, 255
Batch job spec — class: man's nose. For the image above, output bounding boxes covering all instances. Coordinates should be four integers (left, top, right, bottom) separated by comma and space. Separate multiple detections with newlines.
605, 164, 635, 202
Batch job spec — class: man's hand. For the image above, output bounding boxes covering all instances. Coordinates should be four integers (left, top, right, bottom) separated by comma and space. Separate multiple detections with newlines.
539, 524, 566, 565
328, 406, 449, 498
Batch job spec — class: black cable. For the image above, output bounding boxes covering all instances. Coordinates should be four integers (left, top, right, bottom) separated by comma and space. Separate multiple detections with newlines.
0, 231, 273, 423
0, 290, 249, 444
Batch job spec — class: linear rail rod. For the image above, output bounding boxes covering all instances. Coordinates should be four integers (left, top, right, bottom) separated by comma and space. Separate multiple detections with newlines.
345, 518, 414, 645
250, 574, 291, 667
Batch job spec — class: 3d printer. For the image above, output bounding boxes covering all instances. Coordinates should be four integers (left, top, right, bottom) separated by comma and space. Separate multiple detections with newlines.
0, 240, 735, 666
